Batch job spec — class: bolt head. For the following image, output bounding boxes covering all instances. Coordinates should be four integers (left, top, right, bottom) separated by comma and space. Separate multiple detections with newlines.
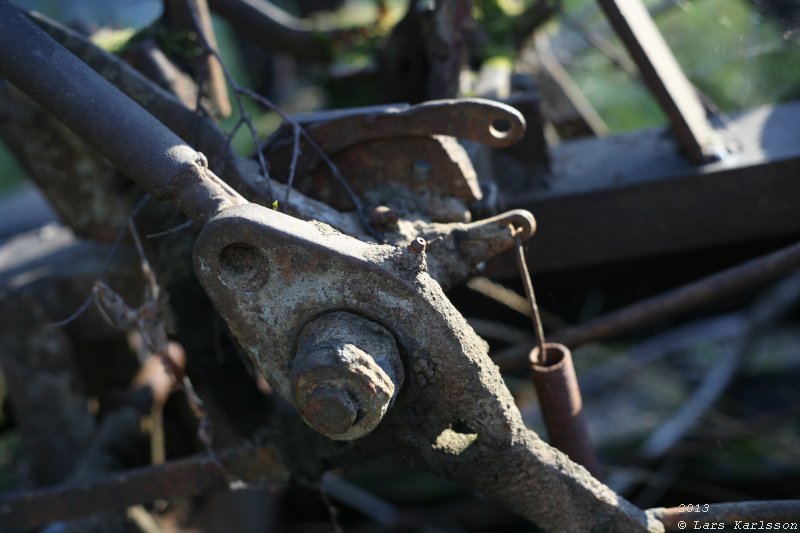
369, 205, 398, 230
301, 385, 359, 435
291, 313, 404, 441
291, 345, 396, 440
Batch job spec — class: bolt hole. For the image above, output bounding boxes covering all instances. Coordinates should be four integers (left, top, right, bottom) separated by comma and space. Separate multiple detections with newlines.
432, 425, 478, 455
218, 243, 269, 292
451, 420, 473, 434
489, 118, 513, 139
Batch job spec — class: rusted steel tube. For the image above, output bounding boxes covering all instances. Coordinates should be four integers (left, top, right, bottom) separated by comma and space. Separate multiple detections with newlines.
529, 342, 600, 476
0, 0, 246, 224
650, 500, 800, 531
552, 241, 800, 348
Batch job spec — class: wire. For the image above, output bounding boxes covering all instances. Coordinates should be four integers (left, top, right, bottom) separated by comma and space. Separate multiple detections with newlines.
513, 231, 547, 362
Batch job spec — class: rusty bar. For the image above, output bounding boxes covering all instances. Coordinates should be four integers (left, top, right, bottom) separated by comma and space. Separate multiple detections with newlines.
551, 241, 800, 348
529, 343, 600, 476
266, 98, 527, 182
513, 225, 599, 473
0, 0, 245, 224
650, 500, 800, 531
0, 445, 288, 530
597, 0, 719, 163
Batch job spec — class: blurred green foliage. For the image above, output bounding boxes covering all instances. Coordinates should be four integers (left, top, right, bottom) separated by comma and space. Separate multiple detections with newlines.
212, 17, 284, 157
473, 0, 539, 61
660, 0, 800, 109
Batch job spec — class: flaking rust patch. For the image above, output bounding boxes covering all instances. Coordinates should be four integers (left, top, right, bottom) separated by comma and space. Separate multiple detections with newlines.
412, 357, 434, 386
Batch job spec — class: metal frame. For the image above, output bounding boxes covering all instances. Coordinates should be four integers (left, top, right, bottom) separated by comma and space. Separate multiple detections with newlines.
491, 101, 800, 275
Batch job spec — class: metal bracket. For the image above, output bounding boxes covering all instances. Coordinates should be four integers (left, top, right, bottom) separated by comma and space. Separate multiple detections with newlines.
265, 99, 527, 220
193, 202, 660, 531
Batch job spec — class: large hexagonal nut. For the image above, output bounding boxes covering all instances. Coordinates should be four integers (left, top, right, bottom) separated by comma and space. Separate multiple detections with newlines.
291, 312, 404, 440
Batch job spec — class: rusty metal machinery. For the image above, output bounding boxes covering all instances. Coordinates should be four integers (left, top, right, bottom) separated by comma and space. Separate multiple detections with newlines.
263, 99, 524, 220
0, 3, 668, 530
1, 1, 799, 531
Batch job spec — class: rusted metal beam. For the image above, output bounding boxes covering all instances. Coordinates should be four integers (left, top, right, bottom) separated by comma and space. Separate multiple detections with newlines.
208, 0, 340, 61
597, 0, 719, 163
490, 101, 800, 274
0, 446, 288, 530
193, 203, 659, 531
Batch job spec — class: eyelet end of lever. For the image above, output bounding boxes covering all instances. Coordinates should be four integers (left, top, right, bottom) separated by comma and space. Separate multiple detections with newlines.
495, 209, 537, 241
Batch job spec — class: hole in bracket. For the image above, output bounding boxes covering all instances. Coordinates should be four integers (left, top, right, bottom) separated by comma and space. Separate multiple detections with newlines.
432, 424, 479, 456
217, 243, 270, 292
489, 118, 513, 139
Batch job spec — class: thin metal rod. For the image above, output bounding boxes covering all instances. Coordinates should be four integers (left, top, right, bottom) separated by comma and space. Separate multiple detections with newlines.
514, 233, 546, 361
552, 241, 800, 348
0, 0, 245, 224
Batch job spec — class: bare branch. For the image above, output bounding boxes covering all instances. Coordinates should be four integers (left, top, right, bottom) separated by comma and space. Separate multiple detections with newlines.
164, 0, 232, 118
0, 445, 289, 530
49, 195, 152, 327
609, 273, 800, 494
284, 123, 302, 209
146, 219, 196, 239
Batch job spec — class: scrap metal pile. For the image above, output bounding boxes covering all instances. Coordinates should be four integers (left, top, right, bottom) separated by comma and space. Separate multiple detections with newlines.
0, 0, 798, 531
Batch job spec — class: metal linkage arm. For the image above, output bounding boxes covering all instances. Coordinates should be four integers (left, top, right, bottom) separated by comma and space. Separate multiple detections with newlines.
193, 204, 663, 532
0, 0, 245, 224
